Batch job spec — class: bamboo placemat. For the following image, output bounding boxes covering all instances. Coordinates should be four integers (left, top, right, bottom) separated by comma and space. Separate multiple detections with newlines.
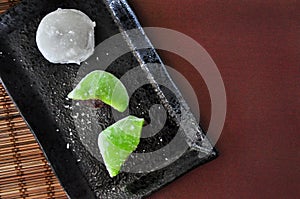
0, 0, 19, 14
0, 1, 68, 198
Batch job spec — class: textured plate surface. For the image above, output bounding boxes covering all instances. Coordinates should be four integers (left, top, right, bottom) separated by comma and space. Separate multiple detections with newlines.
0, 0, 217, 198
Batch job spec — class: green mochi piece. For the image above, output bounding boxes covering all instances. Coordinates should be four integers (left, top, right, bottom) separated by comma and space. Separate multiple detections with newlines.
98, 116, 144, 177
68, 70, 129, 112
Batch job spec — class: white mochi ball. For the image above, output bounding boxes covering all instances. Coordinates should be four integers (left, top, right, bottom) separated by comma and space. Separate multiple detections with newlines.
36, 8, 96, 64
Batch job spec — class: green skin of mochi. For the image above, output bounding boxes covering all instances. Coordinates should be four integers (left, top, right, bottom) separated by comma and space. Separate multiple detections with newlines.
67, 70, 129, 112
68, 70, 143, 177
98, 115, 144, 177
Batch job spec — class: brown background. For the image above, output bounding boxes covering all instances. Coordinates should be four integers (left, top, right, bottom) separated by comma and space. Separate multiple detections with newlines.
129, 0, 300, 198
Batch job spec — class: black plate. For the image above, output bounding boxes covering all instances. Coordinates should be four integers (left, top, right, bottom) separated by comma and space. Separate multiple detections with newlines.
0, 0, 217, 198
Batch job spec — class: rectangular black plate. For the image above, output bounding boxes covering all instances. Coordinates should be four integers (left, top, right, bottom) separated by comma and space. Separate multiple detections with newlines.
0, 0, 217, 198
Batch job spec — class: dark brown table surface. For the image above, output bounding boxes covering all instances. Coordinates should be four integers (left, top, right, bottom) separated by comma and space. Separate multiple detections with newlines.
128, 0, 300, 198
